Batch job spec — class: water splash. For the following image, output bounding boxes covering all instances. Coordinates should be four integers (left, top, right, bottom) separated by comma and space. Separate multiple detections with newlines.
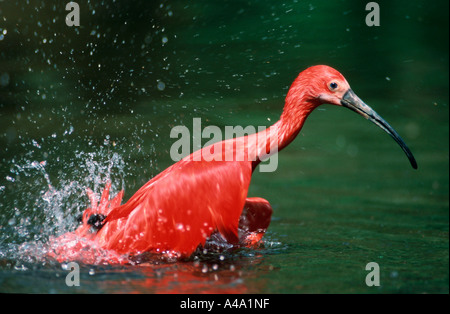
0, 147, 127, 264
0, 135, 283, 267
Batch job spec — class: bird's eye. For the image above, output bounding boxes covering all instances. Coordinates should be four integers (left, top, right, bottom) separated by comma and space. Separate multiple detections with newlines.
329, 82, 338, 90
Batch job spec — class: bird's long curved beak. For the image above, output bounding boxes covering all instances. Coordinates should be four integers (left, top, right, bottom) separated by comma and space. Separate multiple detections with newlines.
340, 89, 417, 169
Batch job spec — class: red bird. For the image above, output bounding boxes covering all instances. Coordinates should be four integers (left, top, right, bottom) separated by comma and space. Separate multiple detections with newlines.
48, 65, 417, 263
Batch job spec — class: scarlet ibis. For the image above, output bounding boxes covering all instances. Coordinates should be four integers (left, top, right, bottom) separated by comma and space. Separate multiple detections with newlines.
49, 65, 417, 263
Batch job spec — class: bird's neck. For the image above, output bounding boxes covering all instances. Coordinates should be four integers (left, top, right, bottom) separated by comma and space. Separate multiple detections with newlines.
253, 101, 314, 161
272, 81, 318, 153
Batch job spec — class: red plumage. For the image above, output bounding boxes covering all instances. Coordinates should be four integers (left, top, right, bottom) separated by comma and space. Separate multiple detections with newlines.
48, 65, 416, 263
98, 159, 253, 256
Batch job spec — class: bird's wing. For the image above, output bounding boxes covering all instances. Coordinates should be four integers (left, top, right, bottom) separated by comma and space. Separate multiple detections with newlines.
96, 159, 253, 257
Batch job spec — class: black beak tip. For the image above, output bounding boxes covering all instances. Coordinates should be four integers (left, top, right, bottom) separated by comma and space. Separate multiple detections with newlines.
341, 89, 418, 171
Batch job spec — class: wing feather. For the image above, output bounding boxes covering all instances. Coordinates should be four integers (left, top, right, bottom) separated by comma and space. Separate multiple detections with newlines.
96, 159, 253, 257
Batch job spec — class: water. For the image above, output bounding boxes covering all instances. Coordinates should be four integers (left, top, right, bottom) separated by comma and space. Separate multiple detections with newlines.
0, 0, 448, 293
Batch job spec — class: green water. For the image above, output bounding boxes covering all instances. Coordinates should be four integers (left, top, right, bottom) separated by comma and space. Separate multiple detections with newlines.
0, 0, 448, 293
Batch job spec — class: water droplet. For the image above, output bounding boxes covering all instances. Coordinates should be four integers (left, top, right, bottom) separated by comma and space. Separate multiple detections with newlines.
0, 72, 10, 87
175, 223, 185, 232
157, 81, 165, 91
31, 139, 41, 148
14, 264, 28, 271
346, 144, 358, 157
336, 135, 346, 148
6, 176, 15, 182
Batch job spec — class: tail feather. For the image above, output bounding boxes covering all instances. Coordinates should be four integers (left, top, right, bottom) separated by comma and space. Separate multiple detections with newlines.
86, 188, 98, 213
97, 182, 111, 215
106, 190, 124, 215
77, 182, 124, 236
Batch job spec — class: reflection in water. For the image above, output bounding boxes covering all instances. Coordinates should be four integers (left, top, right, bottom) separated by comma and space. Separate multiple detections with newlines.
0, 240, 280, 294
112, 253, 268, 294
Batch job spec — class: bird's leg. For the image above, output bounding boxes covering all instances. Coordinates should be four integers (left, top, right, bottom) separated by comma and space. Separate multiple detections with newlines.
238, 197, 273, 246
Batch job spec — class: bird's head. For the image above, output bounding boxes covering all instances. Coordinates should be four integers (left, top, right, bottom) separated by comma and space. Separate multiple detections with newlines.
284, 65, 417, 169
